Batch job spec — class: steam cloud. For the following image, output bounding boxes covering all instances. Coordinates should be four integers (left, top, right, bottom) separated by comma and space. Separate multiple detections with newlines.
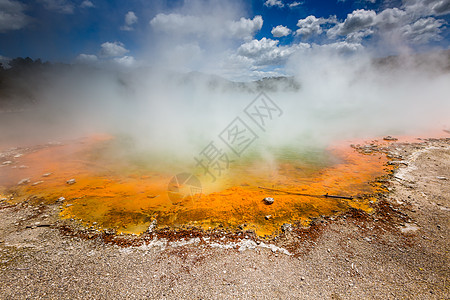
0, 0, 449, 171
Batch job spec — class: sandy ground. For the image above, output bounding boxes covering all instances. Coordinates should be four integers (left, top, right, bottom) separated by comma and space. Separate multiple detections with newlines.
0, 138, 448, 299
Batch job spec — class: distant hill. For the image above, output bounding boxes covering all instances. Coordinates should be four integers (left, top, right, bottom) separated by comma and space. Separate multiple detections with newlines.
372, 49, 450, 72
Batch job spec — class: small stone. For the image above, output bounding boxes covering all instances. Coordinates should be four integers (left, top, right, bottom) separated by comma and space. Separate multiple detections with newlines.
66, 179, 76, 185
42, 173, 52, 177
264, 215, 272, 220
17, 178, 30, 185
436, 176, 447, 180
301, 276, 305, 281
388, 160, 408, 166
65, 204, 73, 207
32, 181, 44, 186
383, 136, 398, 141
2, 161, 12, 165
281, 223, 292, 232
18, 165, 29, 169
14, 154, 23, 158
147, 219, 157, 233
263, 197, 274, 204
364, 237, 372, 242
57, 197, 65, 202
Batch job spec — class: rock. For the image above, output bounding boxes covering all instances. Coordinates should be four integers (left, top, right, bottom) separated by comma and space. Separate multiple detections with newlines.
14, 154, 23, 158
383, 136, 398, 141
32, 181, 44, 186
265, 215, 272, 220
388, 160, 408, 166
18, 165, 29, 169
281, 223, 292, 232
301, 276, 305, 281
2, 161, 13, 165
17, 178, 30, 185
364, 237, 372, 242
147, 219, 157, 233
436, 176, 447, 180
42, 173, 52, 177
57, 197, 65, 202
66, 179, 76, 185
263, 197, 274, 204
65, 204, 73, 207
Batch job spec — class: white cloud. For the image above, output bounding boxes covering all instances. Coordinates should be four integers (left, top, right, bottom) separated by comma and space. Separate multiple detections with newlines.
375, 8, 407, 30
100, 41, 129, 57
314, 41, 364, 54
400, 17, 445, 43
228, 16, 263, 39
38, 0, 74, 14
150, 13, 262, 40
150, 13, 201, 35
264, 0, 284, 8
271, 25, 291, 37
80, 0, 94, 8
76, 54, 98, 63
120, 11, 138, 31
328, 9, 376, 37
403, 0, 450, 17
0, 0, 30, 32
113, 56, 136, 67
429, 0, 450, 15
289, 2, 303, 8
345, 28, 373, 43
296, 15, 336, 38
236, 37, 310, 66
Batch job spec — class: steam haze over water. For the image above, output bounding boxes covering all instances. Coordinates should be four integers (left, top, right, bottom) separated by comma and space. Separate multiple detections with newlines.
0, 0, 449, 159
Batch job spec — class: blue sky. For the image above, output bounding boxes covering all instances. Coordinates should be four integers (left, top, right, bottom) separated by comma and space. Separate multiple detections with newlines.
0, 0, 449, 79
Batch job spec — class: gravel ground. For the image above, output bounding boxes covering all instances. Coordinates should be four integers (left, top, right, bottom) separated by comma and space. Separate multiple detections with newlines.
0, 138, 448, 299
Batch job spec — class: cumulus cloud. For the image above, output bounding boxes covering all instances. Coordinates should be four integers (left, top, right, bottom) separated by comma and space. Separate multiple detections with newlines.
113, 55, 136, 67
314, 41, 364, 54
264, 0, 284, 8
236, 37, 310, 66
38, 0, 74, 14
296, 15, 336, 38
345, 28, 373, 43
150, 13, 262, 40
80, 0, 94, 8
400, 17, 445, 43
289, 2, 303, 8
228, 16, 263, 39
0, 0, 30, 32
375, 8, 407, 30
327, 3, 447, 45
100, 42, 129, 57
271, 25, 291, 37
76, 54, 98, 64
120, 11, 138, 31
328, 9, 376, 38
403, 0, 450, 17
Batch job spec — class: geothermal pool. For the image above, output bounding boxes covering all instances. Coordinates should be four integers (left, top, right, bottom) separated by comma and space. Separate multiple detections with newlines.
0, 135, 391, 237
